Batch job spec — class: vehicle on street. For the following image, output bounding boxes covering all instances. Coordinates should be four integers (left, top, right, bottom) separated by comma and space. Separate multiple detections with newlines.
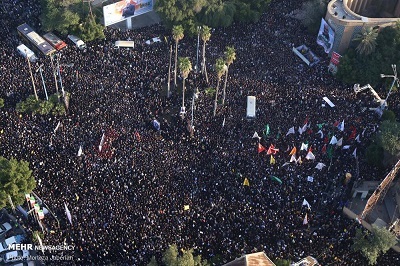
2, 250, 30, 263
0, 236, 17, 253
67, 35, 86, 50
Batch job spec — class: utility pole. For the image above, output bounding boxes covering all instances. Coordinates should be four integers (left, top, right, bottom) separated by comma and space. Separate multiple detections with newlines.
26, 50, 38, 100
167, 45, 172, 97
50, 54, 59, 94
195, 26, 201, 73
56, 54, 65, 98
36, 65, 48, 101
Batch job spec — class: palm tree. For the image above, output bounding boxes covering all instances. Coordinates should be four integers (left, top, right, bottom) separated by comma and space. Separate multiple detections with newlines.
222, 46, 236, 105
353, 27, 378, 56
200, 26, 211, 85
178, 57, 192, 115
172, 25, 184, 87
213, 57, 227, 117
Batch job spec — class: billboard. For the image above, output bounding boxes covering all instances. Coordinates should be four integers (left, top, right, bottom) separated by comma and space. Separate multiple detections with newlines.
103, 0, 153, 26
316, 18, 335, 54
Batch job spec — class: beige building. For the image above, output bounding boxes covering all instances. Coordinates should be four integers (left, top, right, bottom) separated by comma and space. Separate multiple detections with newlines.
325, 0, 400, 55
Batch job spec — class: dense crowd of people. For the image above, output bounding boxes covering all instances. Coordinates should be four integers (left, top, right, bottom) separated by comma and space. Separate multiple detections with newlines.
0, 0, 399, 265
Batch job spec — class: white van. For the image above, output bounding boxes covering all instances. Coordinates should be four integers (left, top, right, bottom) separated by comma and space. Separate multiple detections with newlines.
17, 44, 38, 62
246, 96, 256, 118
67, 35, 86, 50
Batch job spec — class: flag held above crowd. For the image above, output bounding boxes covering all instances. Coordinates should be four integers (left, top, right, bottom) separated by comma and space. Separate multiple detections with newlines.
258, 143, 266, 153
305, 151, 315, 160
337, 120, 345, 131
300, 143, 308, 151
270, 175, 282, 184
315, 162, 326, 170
302, 199, 311, 210
252, 131, 261, 140
267, 144, 279, 155
289, 147, 297, 156
152, 119, 161, 131
65, 203, 73, 225
77, 145, 83, 157
270, 155, 276, 165
286, 126, 295, 136
329, 135, 338, 145
243, 178, 250, 186
336, 137, 343, 147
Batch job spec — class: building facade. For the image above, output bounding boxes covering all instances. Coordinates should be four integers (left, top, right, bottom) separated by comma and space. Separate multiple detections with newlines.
325, 0, 400, 55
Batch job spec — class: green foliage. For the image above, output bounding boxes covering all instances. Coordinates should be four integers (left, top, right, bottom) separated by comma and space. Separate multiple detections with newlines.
156, 0, 271, 31
78, 16, 105, 42
300, 0, 329, 34
40, 0, 80, 35
205, 87, 216, 96
0, 98, 4, 108
161, 244, 209, 266
0, 156, 36, 209
376, 120, 400, 156
147, 256, 158, 266
179, 57, 192, 79
215, 57, 226, 79
365, 143, 384, 168
352, 225, 397, 265
353, 27, 379, 56
381, 110, 396, 122
162, 244, 178, 266
274, 259, 291, 266
32, 231, 45, 245
337, 24, 400, 86
16, 93, 67, 116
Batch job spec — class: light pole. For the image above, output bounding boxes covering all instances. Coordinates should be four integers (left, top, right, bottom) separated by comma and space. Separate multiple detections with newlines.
190, 88, 199, 132
36, 65, 48, 101
380, 64, 399, 109
56, 54, 65, 98
50, 54, 59, 94
25, 50, 38, 100
167, 45, 172, 97
195, 26, 201, 73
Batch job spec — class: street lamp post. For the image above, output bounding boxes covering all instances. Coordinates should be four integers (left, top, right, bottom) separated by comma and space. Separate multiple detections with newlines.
190, 88, 199, 132
56, 54, 65, 98
25, 50, 38, 100
195, 26, 201, 73
36, 65, 48, 101
50, 54, 59, 94
380, 64, 399, 109
167, 45, 172, 98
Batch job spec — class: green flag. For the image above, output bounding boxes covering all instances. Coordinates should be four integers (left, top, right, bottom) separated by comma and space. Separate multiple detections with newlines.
264, 124, 270, 136
270, 175, 282, 184
327, 145, 334, 159
317, 123, 325, 129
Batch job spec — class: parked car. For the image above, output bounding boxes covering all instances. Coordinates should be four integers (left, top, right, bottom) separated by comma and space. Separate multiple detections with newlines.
0, 236, 17, 253
0, 222, 12, 235
2, 250, 30, 263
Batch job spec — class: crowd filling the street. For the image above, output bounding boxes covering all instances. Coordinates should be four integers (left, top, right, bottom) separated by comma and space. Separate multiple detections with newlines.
0, 0, 400, 265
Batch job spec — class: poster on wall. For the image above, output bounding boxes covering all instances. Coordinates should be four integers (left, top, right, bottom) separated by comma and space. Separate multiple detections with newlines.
317, 18, 335, 54
103, 0, 153, 26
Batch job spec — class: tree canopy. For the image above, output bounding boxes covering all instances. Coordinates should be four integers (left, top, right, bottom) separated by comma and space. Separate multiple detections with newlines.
336, 23, 400, 86
0, 156, 36, 209
156, 244, 209, 266
352, 225, 398, 265
375, 120, 400, 157
155, 0, 271, 35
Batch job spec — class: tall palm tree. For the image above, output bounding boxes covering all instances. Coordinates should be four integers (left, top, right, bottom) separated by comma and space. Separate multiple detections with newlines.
213, 57, 227, 117
222, 46, 236, 105
178, 57, 192, 115
353, 27, 378, 56
172, 25, 184, 87
200, 26, 211, 85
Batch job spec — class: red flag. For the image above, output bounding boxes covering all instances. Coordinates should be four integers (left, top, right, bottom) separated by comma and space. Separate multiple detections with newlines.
258, 143, 266, 154
321, 144, 327, 154
323, 136, 329, 144
303, 116, 309, 126
348, 128, 357, 140
333, 121, 339, 127
267, 144, 279, 155
289, 147, 297, 155
308, 146, 313, 153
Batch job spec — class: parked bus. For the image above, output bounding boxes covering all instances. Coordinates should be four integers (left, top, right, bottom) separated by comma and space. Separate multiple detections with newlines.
16, 23, 56, 56
43, 32, 67, 51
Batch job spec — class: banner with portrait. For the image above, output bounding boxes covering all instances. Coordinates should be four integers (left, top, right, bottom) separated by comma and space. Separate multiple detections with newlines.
317, 18, 335, 54
103, 0, 154, 26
